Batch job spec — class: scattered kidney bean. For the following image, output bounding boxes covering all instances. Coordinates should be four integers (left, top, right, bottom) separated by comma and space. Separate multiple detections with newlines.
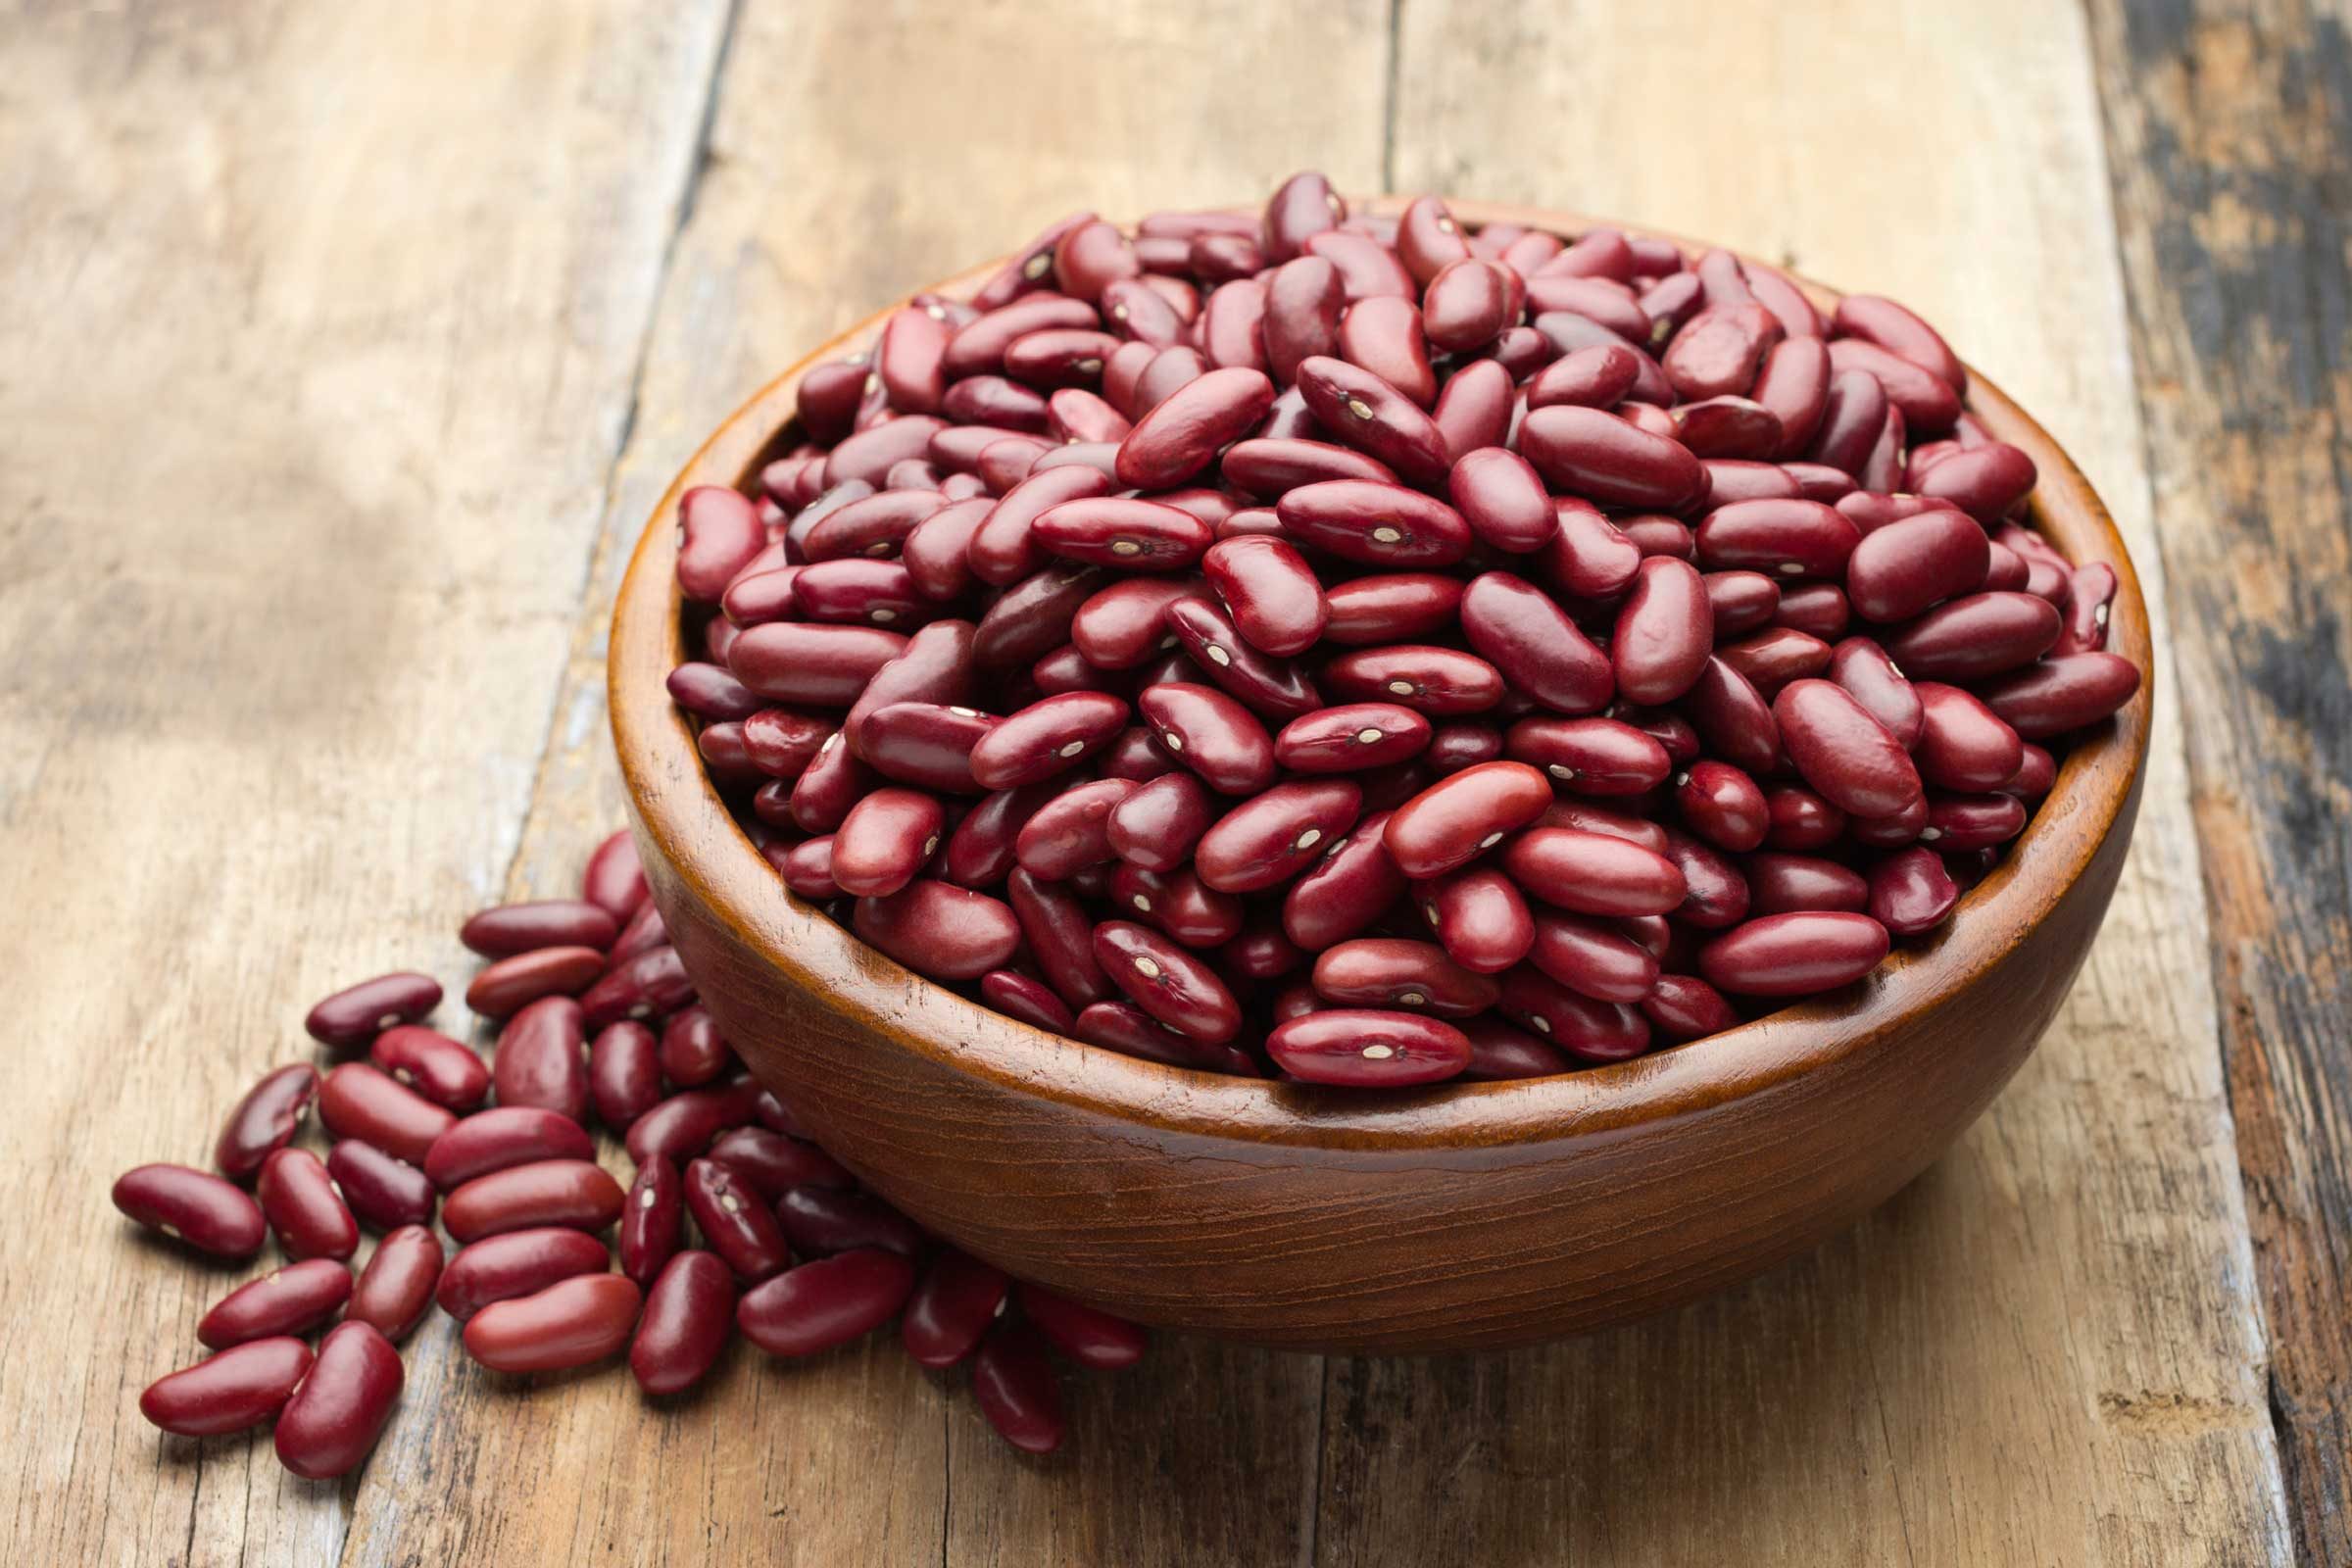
776, 1186, 928, 1259
738, 1250, 918, 1357
465, 1274, 643, 1374
631, 1250, 737, 1396
441, 1158, 624, 1245
1018, 1284, 1148, 1369
274, 1320, 404, 1479
197, 1259, 354, 1349
115, 1163, 268, 1259
491, 996, 591, 1124
466, 946, 607, 1018
215, 1064, 320, 1182
423, 1104, 593, 1191
348, 1224, 443, 1342
140, 1337, 315, 1437
305, 972, 442, 1049
902, 1250, 1010, 1369
437, 1226, 612, 1320
324, 1140, 435, 1231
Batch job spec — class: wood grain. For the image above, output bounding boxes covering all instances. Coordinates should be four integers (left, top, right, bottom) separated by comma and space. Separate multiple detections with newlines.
1354, 0, 2292, 1561
2084, 1, 2352, 1560
0, 2, 733, 1563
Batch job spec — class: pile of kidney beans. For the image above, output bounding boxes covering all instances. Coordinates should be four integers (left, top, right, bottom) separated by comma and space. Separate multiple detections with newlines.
669, 172, 2141, 1088
118, 828, 1128, 1476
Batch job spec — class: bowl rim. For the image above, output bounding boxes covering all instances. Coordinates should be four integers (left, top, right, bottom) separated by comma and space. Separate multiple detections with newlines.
609, 196, 2154, 1154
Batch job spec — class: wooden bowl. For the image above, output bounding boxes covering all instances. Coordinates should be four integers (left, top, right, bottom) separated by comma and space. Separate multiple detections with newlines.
609, 201, 2152, 1353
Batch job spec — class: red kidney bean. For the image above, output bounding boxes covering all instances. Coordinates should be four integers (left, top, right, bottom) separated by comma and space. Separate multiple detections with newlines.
852, 878, 1022, 980
828, 787, 948, 898
901, 1250, 1009, 1369
1642, 974, 1741, 1042
1827, 338, 1960, 432
1720, 626, 1833, 698
972, 564, 1105, 672
465, 946, 605, 1019
1135, 682, 1275, 795
1845, 508, 1989, 622
981, 969, 1078, 1031
1704, 570, 1781, 638
2004, 743, 2058, 799
1417, 864, 1536, 973
1684, 657, 1783, 775
141, 1337, 315, 1437
1110, 863, 1241, 948
707, 1126, 852, 1200
1504, 717, 1671, 796
319, 1064, 457, 1166
737, 1249, 916, 1357
1922, 791, 2028, 851
442, 1159, 624, 1245
1016, 1284, 1147, 1371
1421, 259, 1514, 354
198, 1258, 353, 1349
1772, 678, 1923, 818
1004, 778, 1127, 880
1673, 397, 1785, 461
1614, 706, 1703, 767
1337, 294, 1437, 406
1456, 571, 1612, 713
684, 1157, 794, 1282
739, 709, 831, 783
1833, 294, 1965, 390
1199, 535, 1328, 659
1293, 355, 1452, 487
1694, 498, 1860, 580
855, 703, 993, 795
1276, 478, 1472, 569
347, 1224, 441, 1342
1380, 760, 1550, 879
1092, 920, 1242, 1042
1912, 681, 2025, 791
617, 1155, 685, 1290
1825, 636, 1924, 747
1673, 760, 1769, 852
1503, 827, 1688, 917
1806, 368, 1888, 476
1261, 255, 1348, 386
1070, 575, 1200, 668
1266, 1007, 1471, 1086
424, 1104, 593, 1191
675, 485, 767, 604
630, 1250, 736, 1396
465, 1273, 642, 1375
1524, 911, 1660, 1004
1699, 910, 1889, 996
1315, 573, 1460, 646
1918, 442, 2036, 524
1446, 447, 1557, 556
1518, 404, 1703, 510
460, 899, 620, 958
1097, 770, 1209, 871
801, 488, 948, 564
729, 623, 909, 708
1663, 303, 1784, 401
1432, 356, 1515, 461
580, 828, 649, 919
1274, 702, 1433, 774
1263, 172, 1346, 262
1610, 557, 1712, 705
1657, 824, 1751, 929
1498, 967, 1654, 1060
1527, 342, 1641, 411
579, 943, 699, 1031
1004, 868, 1107, 1008
215, 1064, 320, 1182
1883, 592, 2063, 681
969, 1322, 1066, 1453
2054, 563, 2119, 655
1282, 809, 1408, 950
1773, 582, 1851, 640
326, 1140, 435, 1231
1850, 793, 1931, 849
778, 837, 840, 899
1163, 598, 1321, 718
1222, 437, 1397, 499
1977, 652, 2141, 738
1751, 337, 1832, 456
1763, 784, 1846, 852
1870, 846, 1963, 935
1455, 1014, 1571, 1079
490, 996, 590, 1125
1697, 461, 1802, 508
1190, 779, 1363, 897
1305, 228, 1416, 300
1745, 853, 1870, 915
365, 1027, 488, 1114
1312, 937, 1499, 1015
770, 1187, 925, 1261
306, 971, 442, 1049
899, 497, 993, 602
1108, 367, 1275, 490
273, 1319, 404, 1479
658, 1005, 734, 1089
437, 1226, 611, 1320
945, 374, 1051, 433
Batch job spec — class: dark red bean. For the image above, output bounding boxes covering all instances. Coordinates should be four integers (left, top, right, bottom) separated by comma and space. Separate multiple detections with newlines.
1751, 337, 1833, 456
1884, 592, 2063, 681
1527, 341, 1642, 411
1833, 294, 1965, 390
1034, 495, 1214, 570
1069, 576, 1198, 668
901, 1250, 1009, 1369
739, 710, 831, 783
1518, 404, 1703, 510
1850, 794, 1931, 849
2055, 563, 2120, 655
1844, 508, 1988, 623
442, 1159, 624, 1245
707, 1126, 853, 1200
1772, 581, 1851, 639
273, 1320, 403, 1479
768, 1187, 924, 1261
829, 787, 948, 898
1805, 368, 1888, 476
1764, 785, 1847, 852
969, 694, 1129, 792
2004, 744, 2058, 799
582, 1023, 661, 1129
465, 1273, 642, 1374
1097, 770, 1210, 871
318, 1063, 457, 1167
972, 1322, 1067, 1453
1312, 937, 1499, 1016
1136, 682, 1275, 794
1113, 367, 1276, 489
437, 1226, 611, 1320
460, 899, 620, 958
1417, 864, 1536, 973
1321, 644, 1504, 716
1267, 1008, 1471, 1086
1458, 1015, 1572, 1079
1381, 760, 1550, 879
656, 1004, 732, 1089
1913, 681, 2025, 791
1282, 809, 1408, 951
1674, 760, 1770, 853
630, 1250, 736, 1396
1684, 657, 1784, 776
1658, 825, 1751, 929
1274, 702, 1432, 774
1263, 172, 1346, 262
1773, 678, 1923, 818
684, 1157, 794, 1282
1870, 846, 1963, 935
1705, 570, 1782, 637
1458, 571, 1613, 713
1004, 868, 1109, 1007
1293, 355, 1452, 486
617, 1155, 685, 1290
326, 1140, 436, 1231
1500, 827, 1687, 917
466, 946, 604, 1020
855, 703, 993, 796
1525, 911, 1660, 1004
973, 564, 1106, 670
1446, 448, 1557, 557
1663, 303, 1783, 401
981, 969, 1079, 1031
738, 1250, 917, 1357
851, 879, 1022, 981
424, 1104, 593, 1191
1321, 573, 1464, 645
491, 996, 589, 1125
1163, 597, 1320, 718
1611, 557, 1712, 705
579, 829, 649, 921
1745, 853, 1871, 914
197, 1259, 353, 1349
1504, 717, 1671, 796
1004, 777, 1129, 880
1923, 791, 2029, 851
364, 1027, 486, 1114
1642, 974, 1741, 1042
141, 1337, 314, 1437
1094, 920, 1242, 1042
1110, 863, 1242, 948
1275, 478, 1471, 568
1976, 652, 2142, 738
1017, 1283, 1148, 1370
1306, 227, 1415, 299
1189, 778, 1362, 896
1827, 636, 1925, 748
305, 971, 441, 1049
674, 485, 766, 603
1337, 294, 1437, 406
1693, 498, 1860, 580
1433, 357, 1515, 460
348, 1224, 442, 1342
1698, 911, 1890, 996
215, 1064, 320, 1182
1494, 967, 1650, 1061
1222, 436, 1396, 499
1917, 442, 2037, 524
1422, 258, 1515, 354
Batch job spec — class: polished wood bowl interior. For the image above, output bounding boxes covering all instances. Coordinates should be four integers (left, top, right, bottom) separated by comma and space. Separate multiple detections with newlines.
609, 201, 2152, 1352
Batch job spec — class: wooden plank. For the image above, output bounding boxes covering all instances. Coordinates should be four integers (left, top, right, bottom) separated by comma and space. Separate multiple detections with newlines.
339, 3, 1393, 1566
2083, 1, 2352, 1558
0, 3, 732, 1564
1352, 1, 2295, 1562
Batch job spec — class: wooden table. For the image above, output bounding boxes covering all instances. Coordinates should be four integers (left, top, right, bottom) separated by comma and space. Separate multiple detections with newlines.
6, 1, 2343, 1562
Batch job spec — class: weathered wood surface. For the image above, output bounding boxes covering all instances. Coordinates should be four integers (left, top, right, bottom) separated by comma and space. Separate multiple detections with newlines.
0, 0, 2329, 1562
2085, 2, 2352, 1562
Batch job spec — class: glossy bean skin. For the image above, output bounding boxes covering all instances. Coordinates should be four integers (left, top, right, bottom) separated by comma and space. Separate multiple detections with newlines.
441, 1159, 625, 1245
1093, 920, 1242, 1042
1923, 791, 2029, 850
902, 1250, 1009, 1369
490, 996, 591, 1126
1826, 338, 1961, 432
776, 1186, 929, 1259
981, 969, 1079, 1031
1275, 479, 1471, 568
1658, 826, 1752, 930
437, 1227, 612, 1320
1772, 677, 1924, 818
1661, 302, 1783, 401
1693, 498, 1860, 580
1322, 644, 1504, 715
1675, 760, 1770, 852
1698, 910, 1890, 996
423, 1104, 593, 1191
1137, 683, 1276, 794
1495, 968, 1651, 1062
1266, 1008, 1472, 1087
828, 788, 948, 898
198, 1258, 354, 1349
464, 1274, 643, 1375
1745, 853, 1871, 914
1104, 770, 1216, 870
580, 829, 650, 920
1870, 846, 1963, 935
1833, 294, 1965, 390
588, 1021, 663, 1127
578, 943, 697, 1029
1457, 571, 1613, 713
1320, 572, 1464, 645
680, 1157, 792, 1282
737, 1250, 918, 1357
1883, 592, 2063, 681
1433, 357, 1515, 460
1110, 863, 1242, 948
1642, 974, 1742, 1042
1526, 912, 1661, 1004
728, 623, 910, 708
1447, 447, 1558, 555
1382, 760, 1553, 879
1500, 827, 1688, 917
970, 693, 1129, 790
1282, 809, 1408, 951
1293, 355, 1452, 486
368, 1027, 489, 1113
318, 1064, 458, 1167
1165, 598, 1321, 718
1338, 293, 1437, 405
631, 1250, 737, 1396
1034, 496, 1214, 570
141, 1337, 315, 1437
1976, 652, 2142, 738
972, 1323, 1067, 1453
1459, 1015, 1574, 1079
348, 1224, 443, 1342
1504, 717, 1672, 796
1274, 702, 1432, 774
1917, 443, 2037, 524
1845, 508, 1989, 622
1913, 681, 2025, 790
1826, 636, 1925, 748
273, 1320, 403, 1479
707, 1126, 853, 1200
656, 1006, 734, 1089
853, 880, 1021, 980
1518, 404, 1703, 510
462, 899, 620, 957
1612, 557, 1713, 705
1009, 777, 1134, 880
1114, 367, 1276, 489
1414, 863, 1536, 974
326, 1140, 436, 1231
215, 1064, 321, 1182
306, 971, 443, 1049
1019, 1283, 1149, 1370
618, 1155, 684, 1289
1312, 937, 1499, 1016
1193, 779, 1363, 895
1008, 868, 1113, 1007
